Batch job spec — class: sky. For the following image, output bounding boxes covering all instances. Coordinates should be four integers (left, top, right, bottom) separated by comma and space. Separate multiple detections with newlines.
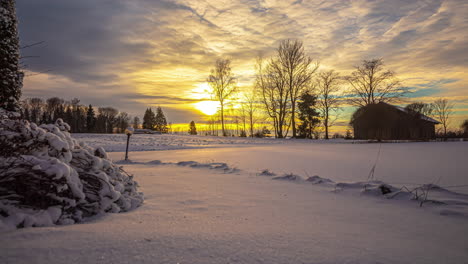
16, 0, 468, 130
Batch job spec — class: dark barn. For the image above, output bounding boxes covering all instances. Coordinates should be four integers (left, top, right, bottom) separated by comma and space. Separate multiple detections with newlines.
351, 102, 440, 140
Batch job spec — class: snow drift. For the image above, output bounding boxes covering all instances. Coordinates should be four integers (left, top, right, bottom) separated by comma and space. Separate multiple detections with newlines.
0, 113, 143, 230
258, 169, 468, 217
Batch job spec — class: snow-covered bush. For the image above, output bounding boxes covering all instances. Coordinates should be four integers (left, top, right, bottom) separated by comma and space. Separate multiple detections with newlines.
0, 113, 143, 230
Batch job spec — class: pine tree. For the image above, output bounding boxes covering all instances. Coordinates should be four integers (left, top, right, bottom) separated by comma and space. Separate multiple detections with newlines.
70, 98, 81, 132
64, 107, 73, 130
57, 103, 65, 120
86, 104, 96, 132
95, 113, 105, 133
142, 108, 155, 130
297, 91, 321, 139
0, 0, 23, 112
189, 121, 197, 135
154, 107, 168, 133
30, 108, 37, 123
142, 108, 149, 129
40, 111, 49, 124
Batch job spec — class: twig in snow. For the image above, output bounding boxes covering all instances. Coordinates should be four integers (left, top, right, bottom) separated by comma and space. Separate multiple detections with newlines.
364, 143, 382, 190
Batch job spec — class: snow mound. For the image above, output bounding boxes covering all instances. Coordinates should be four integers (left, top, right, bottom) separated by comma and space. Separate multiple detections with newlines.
258, 169, 276, 176
261, 169, 468, 217
176, 161, 238, 173
115, 159, 239, 173
273, 173, 302, 181
147, 160, 163, 165
0, 117, 144, 230
306, 175, 335, 185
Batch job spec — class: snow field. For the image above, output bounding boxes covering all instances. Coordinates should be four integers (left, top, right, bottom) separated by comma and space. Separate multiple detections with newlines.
2, 134, 468, 263
2, 161, 467, 263
73, 133, 284, 152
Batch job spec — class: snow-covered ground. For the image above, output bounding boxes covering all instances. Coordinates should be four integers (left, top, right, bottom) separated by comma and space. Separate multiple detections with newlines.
2, 134, 468, 263
73, 133, 284, 152
77, 134, 468, 193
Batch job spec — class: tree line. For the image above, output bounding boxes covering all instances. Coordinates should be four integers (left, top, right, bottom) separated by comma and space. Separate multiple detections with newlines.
205, 39, 466, 139
142, 106, 169, 133
19, 97, 171, 134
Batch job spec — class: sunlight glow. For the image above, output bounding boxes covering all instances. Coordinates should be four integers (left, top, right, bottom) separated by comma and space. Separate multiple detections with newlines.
190, 83, 212, 100
195, 101, 220, 116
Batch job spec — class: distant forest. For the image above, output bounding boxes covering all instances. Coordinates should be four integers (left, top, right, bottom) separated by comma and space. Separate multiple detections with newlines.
19, 97, 170, 134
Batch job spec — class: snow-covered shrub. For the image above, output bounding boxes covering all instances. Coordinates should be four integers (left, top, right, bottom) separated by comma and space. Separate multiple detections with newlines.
273, 173, 301, 181
0, 115, 143, 230
258, 169, 276, 177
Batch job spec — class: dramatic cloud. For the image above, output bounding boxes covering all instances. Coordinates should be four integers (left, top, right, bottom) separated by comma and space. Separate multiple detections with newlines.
17, 0, 468, 126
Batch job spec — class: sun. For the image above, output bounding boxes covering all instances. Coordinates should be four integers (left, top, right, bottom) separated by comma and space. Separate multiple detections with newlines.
195, 101, 220, 116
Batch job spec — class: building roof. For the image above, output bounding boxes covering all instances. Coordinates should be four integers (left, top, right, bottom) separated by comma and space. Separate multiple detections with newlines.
382, 102, 440, 124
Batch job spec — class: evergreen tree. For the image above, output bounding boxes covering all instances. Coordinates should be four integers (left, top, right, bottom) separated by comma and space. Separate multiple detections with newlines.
142, 108, 155, 130
86, 104, 96, 132
40, 111, 49, 124
79, 107, 87, 132
0, 0, 23, 112
142, 108, 149, 129
53, 103, 65, 121
95, 113, 106, 133
189, 121, 197, 135
154, 107, 168, 133
297, 91, 320, 139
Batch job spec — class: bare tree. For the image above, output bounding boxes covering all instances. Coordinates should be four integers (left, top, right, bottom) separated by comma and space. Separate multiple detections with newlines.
237, 87, 260, 137
432, 98, 454, 136
346, 58, 408, 107
405, 102, 434, 117
317, 70, 342, 139
238, 102, 248, 136
97, 107, 118, 133
168, 122, 172, 134
277, 40, 319, 138
245, 89, 259, 137
133, 116, 140, 129
256, 57, 290, 138
45, 97, 64, 120
207, 59, 237, 136
28, 97, 44, 123
116, 112, 130, 133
